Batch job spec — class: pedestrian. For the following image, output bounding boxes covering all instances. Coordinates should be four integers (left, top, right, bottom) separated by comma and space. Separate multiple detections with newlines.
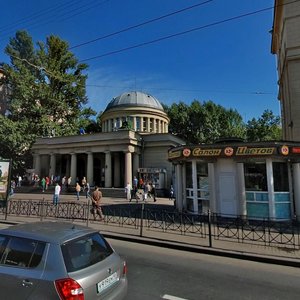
143, 182, 151, 201
169, 185, 175, 200
81, 176, 87, 189
151, 182, 157, 202
17, 175, 22, 187
67, 176, 72, 188
91, 186, 104, 221
85, 182, 90, 199
133, 176, 138, 198
53, 183, 61, 205
62, 176, 66, 187
9, 181, 15, 197
45, 176, 50, 190
138, 177, 144, 189
41, 177, 46, 192
125, 182, 132, 201
75, 182, 81, 200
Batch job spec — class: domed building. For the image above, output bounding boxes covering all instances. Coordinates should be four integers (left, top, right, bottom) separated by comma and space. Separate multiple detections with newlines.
101, 91, 169, 134
31, 91, 185, 195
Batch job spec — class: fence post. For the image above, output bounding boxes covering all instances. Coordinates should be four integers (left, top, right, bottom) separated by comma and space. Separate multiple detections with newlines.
140, 203, 145, 237
86, 197, 91, 227
4, 199, 9, 221
208, 209, 212, 247
40, 198, 45, 222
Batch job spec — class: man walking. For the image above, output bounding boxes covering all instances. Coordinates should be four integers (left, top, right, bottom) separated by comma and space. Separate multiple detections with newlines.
91, 186, 104, 221
53, 183, 61, 205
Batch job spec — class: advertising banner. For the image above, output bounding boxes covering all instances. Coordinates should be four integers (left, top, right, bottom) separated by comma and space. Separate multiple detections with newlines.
0, 160, 11, 205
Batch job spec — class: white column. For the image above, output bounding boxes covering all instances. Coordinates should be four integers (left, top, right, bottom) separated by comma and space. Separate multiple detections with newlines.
133, 117, 137, 131
158, 120, 162, 133
70, 153, 77, 183
147, 117, 151, 132
208, 163, 217, 213
140, 117, 144, 132
114, 153, 121, 187
266, 158, 275, 219
34, 154, 41, 176
49, 153, 56, 178
293, 163, 300, 220
108, 119, 112, 132
182, 164, 187, 210
124, 151, 132, 187
105, 151, 112, 187
87, 152, 94, 186
192, 160, 198, 213
237, 163, 246, 217
176, 164, 183, 212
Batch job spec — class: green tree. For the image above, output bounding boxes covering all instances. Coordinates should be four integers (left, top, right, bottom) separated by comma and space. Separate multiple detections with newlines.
246, 110, 281, 142
0, 30, 89, 171
165, 100, 246, 144
77, 108, 102, 133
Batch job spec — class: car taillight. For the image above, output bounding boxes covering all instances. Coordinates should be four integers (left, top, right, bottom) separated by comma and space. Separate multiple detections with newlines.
123, 261, 127, 276
55, 278, 84, 300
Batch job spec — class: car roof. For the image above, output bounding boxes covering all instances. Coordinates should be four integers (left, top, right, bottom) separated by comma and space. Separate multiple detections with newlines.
0, 221, 97, 244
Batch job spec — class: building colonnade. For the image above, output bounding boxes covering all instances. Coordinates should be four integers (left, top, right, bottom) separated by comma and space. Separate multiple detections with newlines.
101, 115, 169, 133
32, 149, 140, 189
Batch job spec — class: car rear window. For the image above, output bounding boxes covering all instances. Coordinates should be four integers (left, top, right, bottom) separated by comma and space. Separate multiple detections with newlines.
61, 232, 113, 272
0, 235, 46, 268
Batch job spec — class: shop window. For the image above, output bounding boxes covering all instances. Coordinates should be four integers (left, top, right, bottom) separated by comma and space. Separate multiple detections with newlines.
186, 162, 193, 189
197, 162, 209, 199
244, 163, 267, 191
273, 162, 289, 192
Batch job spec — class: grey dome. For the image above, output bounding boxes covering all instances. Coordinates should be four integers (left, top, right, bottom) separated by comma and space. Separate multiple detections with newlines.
105, 91, 164, 111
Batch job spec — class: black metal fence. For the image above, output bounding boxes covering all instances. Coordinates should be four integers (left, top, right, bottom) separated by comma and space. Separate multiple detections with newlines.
1, 199, 300, 250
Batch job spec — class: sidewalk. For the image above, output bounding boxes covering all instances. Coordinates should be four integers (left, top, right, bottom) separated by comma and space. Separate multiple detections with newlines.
2, 193, 300, 268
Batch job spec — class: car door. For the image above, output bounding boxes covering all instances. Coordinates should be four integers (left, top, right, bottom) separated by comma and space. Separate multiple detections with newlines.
0, 235, 46, 300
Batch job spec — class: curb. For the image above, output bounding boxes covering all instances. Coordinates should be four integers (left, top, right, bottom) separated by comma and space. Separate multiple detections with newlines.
1, 219, 300, 268
101, 231, 300, 268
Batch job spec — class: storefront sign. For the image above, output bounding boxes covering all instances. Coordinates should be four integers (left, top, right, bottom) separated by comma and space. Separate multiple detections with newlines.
280, 145, 289, 155
236, 147, 275, 156
168, 150, 181, 159
192, 148, 222, 157
138, 168, 166, 173
0, 160, 11, 205
292, 147, 300, 154
183, 148, 191, 157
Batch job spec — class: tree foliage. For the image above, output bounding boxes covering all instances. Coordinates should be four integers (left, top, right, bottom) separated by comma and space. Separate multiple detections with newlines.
0, 30, 89, 170
164, 100, 246, 144
246, 109, 281, 142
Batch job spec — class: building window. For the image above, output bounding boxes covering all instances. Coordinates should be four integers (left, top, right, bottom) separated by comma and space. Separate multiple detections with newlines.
273, 162, 289, 191
186, 162, 192, 189
244, 162, 267, 191
116, 118, 120, 129
136, 117, 141, 131
150, 119, 153, 132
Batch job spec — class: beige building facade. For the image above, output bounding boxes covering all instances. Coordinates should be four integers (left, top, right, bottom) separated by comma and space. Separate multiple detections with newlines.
31, 91, 184, 194
271, 0, 300, 140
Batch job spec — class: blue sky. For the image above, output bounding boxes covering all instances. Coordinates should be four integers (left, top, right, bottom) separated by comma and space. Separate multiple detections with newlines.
0, 0, 279, 122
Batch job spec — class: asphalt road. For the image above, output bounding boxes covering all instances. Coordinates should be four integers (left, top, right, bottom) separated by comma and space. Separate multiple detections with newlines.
108, 238, 300, 300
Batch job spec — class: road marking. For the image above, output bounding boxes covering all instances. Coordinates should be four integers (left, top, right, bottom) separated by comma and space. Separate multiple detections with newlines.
162, 295, 189, 300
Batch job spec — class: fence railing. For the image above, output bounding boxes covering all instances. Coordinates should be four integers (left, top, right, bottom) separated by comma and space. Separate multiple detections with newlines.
1, 199, 300, 250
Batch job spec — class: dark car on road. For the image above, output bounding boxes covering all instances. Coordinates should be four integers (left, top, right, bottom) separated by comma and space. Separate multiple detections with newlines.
0, 221, 127, 299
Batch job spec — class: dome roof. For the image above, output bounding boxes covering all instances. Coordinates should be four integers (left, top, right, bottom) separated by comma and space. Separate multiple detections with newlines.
105, 91, 164, 112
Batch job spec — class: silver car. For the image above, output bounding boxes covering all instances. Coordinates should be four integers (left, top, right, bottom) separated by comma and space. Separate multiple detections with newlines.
0, 221, 127, 299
